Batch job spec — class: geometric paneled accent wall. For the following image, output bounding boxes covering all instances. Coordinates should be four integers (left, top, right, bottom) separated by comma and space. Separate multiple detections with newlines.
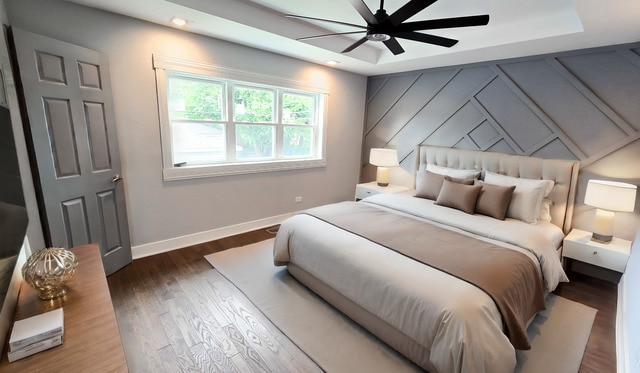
363, 42, 640, 240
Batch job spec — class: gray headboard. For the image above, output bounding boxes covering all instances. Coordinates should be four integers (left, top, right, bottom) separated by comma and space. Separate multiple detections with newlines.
416, 146, 580, 234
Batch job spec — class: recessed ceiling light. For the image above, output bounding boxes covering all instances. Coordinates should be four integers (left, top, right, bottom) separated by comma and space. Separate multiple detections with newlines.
171, 17, 187, 27
326, 60, 340, 65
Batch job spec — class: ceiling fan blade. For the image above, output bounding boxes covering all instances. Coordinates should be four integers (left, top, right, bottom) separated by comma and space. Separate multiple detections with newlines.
394, 31, 458, 47
383, 37, 405, 55
397, 14, 490, 31
347, 0, 378, 25
341, 36, 369, 53
297, 31, 366, 41
386, 0, 437, 26
286, 14, 367, 29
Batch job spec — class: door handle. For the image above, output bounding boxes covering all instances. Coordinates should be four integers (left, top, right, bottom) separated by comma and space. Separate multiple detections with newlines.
111, 174, 123, 183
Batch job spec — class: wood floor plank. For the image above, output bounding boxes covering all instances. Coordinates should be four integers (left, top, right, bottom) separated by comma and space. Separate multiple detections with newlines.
178, 274, 242, 359
157, 343, 182, 373
108, 227, 617, 372
223, 322, 273, 373
209, 279, 306, 371
200, 273, 322, 373
204, 280, 287, 372
135, 272, 172, 349
121, 275, 169, 371
167, 296, 205, 352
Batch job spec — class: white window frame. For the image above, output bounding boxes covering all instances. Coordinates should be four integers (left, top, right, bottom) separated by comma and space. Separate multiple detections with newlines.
153, 55, 329, 181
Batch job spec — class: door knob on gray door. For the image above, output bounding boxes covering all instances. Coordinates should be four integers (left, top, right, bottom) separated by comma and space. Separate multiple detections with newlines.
112, 174, 123, 183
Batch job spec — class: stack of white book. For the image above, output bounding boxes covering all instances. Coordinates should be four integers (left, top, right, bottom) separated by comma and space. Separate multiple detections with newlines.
7, 308, 64, 362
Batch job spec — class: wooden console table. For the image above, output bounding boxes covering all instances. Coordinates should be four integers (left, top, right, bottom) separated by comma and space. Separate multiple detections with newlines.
0, 243, 128, 371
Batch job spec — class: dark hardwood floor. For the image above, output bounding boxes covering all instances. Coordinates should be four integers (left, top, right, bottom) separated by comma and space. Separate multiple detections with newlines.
108, 228, 618, 372
107, 227, 321, 373
554, 270, 618, 373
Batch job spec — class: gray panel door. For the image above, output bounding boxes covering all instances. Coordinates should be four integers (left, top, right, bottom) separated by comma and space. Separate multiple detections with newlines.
10, 28, 131, 275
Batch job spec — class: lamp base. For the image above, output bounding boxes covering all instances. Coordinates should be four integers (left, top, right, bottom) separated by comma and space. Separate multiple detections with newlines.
375, 166, 390, 188
591, 208, 614, 244
591, 232, 613, 244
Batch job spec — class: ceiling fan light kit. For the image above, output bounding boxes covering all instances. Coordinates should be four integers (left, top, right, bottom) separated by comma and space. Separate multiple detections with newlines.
288, 0, 489, 55
367, 33, 391, 42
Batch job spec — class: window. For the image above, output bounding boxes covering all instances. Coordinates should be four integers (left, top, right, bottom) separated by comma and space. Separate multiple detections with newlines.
153, 55, 328, 180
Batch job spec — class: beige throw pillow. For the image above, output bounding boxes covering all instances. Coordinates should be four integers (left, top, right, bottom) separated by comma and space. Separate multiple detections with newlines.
435, 179, 482, 214
474, 181, 516, 220
415, 171, 474, 200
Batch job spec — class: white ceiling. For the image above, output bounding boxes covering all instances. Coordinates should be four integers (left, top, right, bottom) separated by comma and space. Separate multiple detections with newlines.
65, 0, 640, 76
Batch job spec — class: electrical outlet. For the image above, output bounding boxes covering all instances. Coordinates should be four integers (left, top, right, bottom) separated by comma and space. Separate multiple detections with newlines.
295, 196, 302, 203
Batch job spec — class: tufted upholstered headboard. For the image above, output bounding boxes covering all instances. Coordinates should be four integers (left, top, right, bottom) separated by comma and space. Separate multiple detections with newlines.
416, 146, 580, 234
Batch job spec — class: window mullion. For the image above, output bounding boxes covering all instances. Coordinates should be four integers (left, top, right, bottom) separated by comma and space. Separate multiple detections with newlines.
226, 83, 236, 161
275, 89, 283, 158
312, 95, 320, 156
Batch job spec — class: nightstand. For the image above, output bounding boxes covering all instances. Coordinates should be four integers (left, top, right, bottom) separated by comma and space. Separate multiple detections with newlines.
355, 181, 410, 201
562, 228, 632, 273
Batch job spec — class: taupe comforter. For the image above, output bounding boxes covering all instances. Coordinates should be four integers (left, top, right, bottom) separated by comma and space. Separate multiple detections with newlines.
273, 193, 567, 373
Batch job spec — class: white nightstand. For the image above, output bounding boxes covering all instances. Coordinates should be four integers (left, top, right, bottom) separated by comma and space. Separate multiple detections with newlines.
355, 181, 410, 201
562, 228, 632, 273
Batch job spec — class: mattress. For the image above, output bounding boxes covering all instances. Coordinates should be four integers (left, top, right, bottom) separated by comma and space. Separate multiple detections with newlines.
273, 193, 567, 372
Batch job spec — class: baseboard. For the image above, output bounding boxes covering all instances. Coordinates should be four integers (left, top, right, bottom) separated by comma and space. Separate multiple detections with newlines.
131, 213, 293, 259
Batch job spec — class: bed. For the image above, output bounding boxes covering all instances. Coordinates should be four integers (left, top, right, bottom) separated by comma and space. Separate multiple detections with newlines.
273, 146, 580, 372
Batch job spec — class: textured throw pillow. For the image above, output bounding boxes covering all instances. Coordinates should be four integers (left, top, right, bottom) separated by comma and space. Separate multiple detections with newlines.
435, 178, 482, 214
474, 180, 516, 220
426, 164, 481, 179
484, 171, 555, 224
415, 171, 474, 200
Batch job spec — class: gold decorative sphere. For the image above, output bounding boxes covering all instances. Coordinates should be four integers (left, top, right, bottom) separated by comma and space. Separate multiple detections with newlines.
22, 247, 79, 300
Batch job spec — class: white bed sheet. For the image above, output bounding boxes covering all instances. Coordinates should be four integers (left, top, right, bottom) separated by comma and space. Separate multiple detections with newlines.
273, 193, 568, 373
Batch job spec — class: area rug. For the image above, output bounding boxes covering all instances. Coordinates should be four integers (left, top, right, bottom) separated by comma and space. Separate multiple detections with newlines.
205, 239, 597, 373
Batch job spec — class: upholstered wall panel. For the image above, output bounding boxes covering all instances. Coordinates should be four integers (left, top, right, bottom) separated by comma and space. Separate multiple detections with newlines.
362, 42, 640, 240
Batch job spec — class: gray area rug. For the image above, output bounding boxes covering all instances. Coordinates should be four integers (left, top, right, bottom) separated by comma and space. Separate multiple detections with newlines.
205, 239, 597, 373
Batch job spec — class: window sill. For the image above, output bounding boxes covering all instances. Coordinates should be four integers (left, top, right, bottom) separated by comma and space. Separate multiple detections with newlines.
162, 158, 326, 181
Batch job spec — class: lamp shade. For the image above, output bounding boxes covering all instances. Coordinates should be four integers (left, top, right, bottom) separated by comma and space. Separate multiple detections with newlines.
584, 180, 636, 212
369, 148, 399, 167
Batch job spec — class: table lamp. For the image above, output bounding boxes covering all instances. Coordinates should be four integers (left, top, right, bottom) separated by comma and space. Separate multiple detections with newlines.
584, 179, 637, 243
369, 148, 398, 187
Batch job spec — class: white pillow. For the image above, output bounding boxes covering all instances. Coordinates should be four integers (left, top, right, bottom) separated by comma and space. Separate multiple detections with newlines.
538, 199, 553, 223
415, 170, 425, 189
426, 164, 480, 180
484, 171, 554, 224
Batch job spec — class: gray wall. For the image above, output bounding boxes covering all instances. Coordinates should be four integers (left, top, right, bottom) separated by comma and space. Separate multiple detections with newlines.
363, 44, 640, 241
5, 0, 367, 256
0, 0, 43, 352
0, 0, 44, 251
619, 229, 640, 371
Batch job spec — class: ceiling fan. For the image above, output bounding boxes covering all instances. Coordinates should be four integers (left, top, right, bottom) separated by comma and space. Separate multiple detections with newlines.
286, 0, 489, 55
